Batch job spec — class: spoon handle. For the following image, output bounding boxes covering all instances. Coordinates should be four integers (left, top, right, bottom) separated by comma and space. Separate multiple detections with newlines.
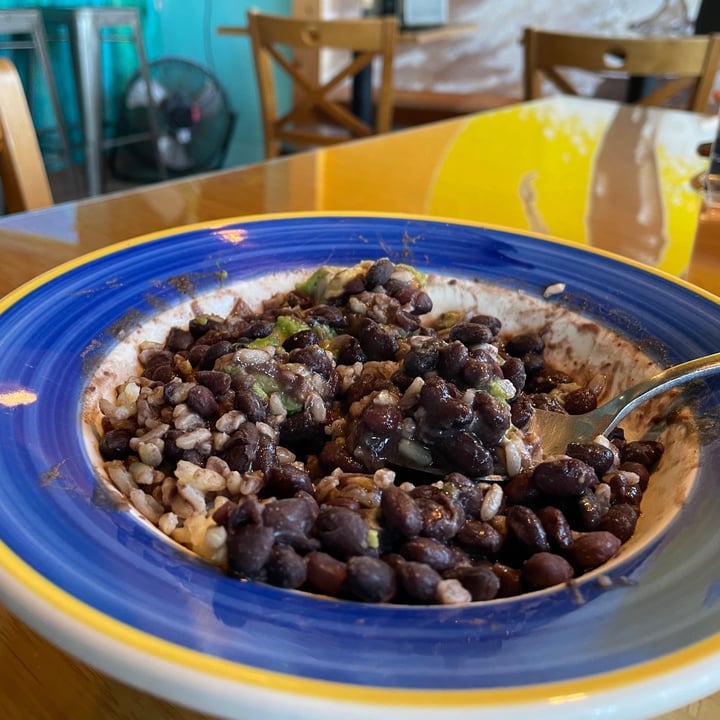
593, 351, 720, 436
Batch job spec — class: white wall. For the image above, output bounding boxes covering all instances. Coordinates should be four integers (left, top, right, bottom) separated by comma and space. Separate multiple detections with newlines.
328, 0, 704, 96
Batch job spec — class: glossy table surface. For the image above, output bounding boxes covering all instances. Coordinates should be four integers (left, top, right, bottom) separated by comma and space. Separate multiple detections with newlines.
1, 96, 719, 720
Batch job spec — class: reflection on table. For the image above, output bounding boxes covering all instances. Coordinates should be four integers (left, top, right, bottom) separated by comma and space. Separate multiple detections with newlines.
0, 95, 719, 720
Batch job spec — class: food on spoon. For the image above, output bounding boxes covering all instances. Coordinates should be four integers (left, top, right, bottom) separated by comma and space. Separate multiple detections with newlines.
97, 258, 663, 604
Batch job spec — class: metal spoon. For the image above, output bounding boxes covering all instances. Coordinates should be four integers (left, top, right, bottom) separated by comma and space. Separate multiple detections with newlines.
530, 351, 720, 456
387, 351, 720, 475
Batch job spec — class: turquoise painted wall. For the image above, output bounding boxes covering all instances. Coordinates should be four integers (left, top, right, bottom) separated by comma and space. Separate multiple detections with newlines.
0, 0, 289, 170
154, 0, 290, 166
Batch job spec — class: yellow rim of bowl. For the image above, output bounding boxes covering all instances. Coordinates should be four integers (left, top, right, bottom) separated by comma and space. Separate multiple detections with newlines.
2, 210, 718, 707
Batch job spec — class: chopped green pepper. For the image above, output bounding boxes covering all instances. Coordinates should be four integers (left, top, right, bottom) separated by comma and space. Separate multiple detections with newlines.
249, 315, 309, 348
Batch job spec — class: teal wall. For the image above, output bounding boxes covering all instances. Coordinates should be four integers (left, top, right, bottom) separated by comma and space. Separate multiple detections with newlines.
0, 0, 290, 169
154, 0, 290, 166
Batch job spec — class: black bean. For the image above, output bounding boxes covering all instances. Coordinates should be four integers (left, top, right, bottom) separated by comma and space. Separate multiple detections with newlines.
313, 506, 369, 559
599, 503, 639, 542
502, 355, 526, 392
362, 404, 402, 435
491, 562, 524, 597
394, 309, 421, 332
468, 313, 501, 337
449, 322, 493, 346
621, 440, 664, 469
195, 370, 232, 396
452, 565, 500, 601
448, 475, 485, 518
201, 340, 233, 370
306, 305, 347, 329
619, 461, 651, 491
528, 369, 575, 394
506, 505, 551, 553
336, 336, 367, 365
306, 551, 348, 598
226, 524, 275, 579
381, 485, 423, 538
245, 319, 275, 339
396, 561, 442, 602
437, 341, 469, 379
419, 378, 473, 430
343, 274, 366, 296
505, 332, 544, 357
563, 388, 598, 415
189, 314, 225, 338
472, 391, 511, 446
569, 531, 622, 569
402, 343, 440, 377
265, 465, 315, 498
346, 556, 396, 603
288, 345, 335, 379
359, 319, 398, 361
283, 329, 319, 351
522, 351, 545, 376
566, 442, 615, 476
438, 431, 493, 477
400, 537, 457, 572
99, 428, 133, 459
533, 457, 597, 496
504, 470, 541, 506
234, 388, 267, 422
265, 545, 307, 588
186, 384, 219, 418
254, 435, 279, 476
143, 349, 173, 376
166, 326, 195, 352
523, 552, 574, 589
604, 470, 642, 506
415, 490, 465, 541
148, 363, 175, 383
187, 344, 209, 367
221, 425, 260, 473
263, 496, 318, 537
536, 506, 574, 550
510, 394, 535, 429
409, 290, 433, 315
389, 282, 417, 305
576, 491, 602, 530
456, 520, 503, 556
462, 355, 495, 388
366, 258, 394, 288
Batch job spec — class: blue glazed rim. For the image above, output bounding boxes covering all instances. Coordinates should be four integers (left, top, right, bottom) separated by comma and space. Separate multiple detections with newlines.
0, 212, 718, 707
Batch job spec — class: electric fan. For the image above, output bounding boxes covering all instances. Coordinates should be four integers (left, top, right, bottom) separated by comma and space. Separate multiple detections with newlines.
111, 57, 235, 182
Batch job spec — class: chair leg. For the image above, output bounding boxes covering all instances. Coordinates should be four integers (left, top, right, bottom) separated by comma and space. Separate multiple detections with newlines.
31, 20, 79, 194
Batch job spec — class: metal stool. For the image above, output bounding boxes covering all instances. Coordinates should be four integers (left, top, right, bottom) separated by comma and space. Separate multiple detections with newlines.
0, 9, 75, 185
42, 7, 166, 197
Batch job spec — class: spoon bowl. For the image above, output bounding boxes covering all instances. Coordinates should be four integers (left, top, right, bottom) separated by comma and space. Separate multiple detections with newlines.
530, 351, 720, 456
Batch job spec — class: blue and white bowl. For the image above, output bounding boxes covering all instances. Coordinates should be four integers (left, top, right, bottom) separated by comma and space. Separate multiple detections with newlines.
0, 213, 718, 720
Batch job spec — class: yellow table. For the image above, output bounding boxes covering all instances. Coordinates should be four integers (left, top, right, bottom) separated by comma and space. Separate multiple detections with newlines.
0, 96, 719, 720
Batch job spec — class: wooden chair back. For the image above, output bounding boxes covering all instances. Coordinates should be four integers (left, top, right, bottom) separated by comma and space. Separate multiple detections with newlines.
0, 57, 52, 213
523, 27, 720, 113
247, 10, 397, 159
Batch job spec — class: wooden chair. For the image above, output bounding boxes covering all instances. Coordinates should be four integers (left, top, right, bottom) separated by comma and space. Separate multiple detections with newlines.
522, 27, 720, 113
247, 10, 397, 159
0, 57, 52, 213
